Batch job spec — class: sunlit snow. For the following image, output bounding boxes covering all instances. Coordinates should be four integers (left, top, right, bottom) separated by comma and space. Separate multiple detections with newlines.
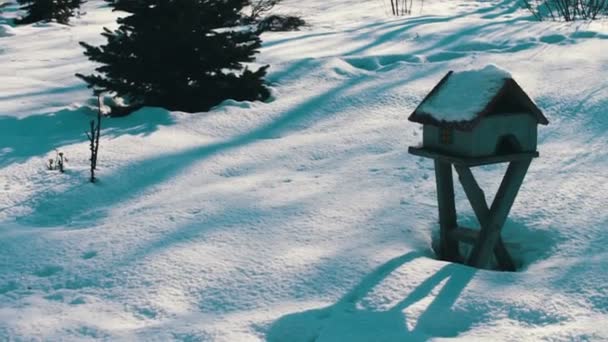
1, 0, 608, 341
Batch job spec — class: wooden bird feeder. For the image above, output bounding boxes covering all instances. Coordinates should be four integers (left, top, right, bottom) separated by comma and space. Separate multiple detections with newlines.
408, 65, 548, 271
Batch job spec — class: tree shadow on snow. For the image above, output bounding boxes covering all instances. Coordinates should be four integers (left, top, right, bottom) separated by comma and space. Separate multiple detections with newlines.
13, 66, 437, 228
0, 106, 174, 168
267, 252, 477, 342
263, 0, 527, 56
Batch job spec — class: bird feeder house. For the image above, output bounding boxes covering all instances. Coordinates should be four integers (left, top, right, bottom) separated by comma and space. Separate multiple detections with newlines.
408, 65, 548, 271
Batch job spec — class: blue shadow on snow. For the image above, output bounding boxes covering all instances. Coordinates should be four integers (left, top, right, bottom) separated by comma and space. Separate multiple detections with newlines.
267, 252, 478, 341
0, 106, 175, 168
13, 65, 437, 228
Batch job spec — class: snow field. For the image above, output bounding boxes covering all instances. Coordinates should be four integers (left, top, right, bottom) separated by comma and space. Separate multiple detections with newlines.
1, 0, 608, 340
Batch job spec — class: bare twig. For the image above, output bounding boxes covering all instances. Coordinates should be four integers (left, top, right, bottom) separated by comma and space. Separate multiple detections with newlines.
87, 95, 102, 183
522, 0, 608, 20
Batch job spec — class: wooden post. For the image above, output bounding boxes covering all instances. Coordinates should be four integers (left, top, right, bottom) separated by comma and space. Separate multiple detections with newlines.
493, 237, 515, 271
411, 147, 536, 271
465, 159, 532, 269
434, 160, 460, 262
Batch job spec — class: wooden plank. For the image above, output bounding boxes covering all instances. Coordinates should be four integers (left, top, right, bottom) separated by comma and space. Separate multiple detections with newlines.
466, 159, 532, 269
409, 147, 538, 167
454, 165, 489, 220
449, 228, 515, 270
455, 164, 518, 271
494, 237, 516, 272
455, 166, 515, 270
449, 226, 479, 244
434, 160, 460, 262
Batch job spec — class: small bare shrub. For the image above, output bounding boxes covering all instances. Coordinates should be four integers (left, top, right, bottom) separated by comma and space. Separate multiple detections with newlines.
388, 0, 414, 15
243, 0, 305, 32
47, 150, 67, 172
257, 15, 305, 32
523, 0, 608, 21
247, 0, 282, 22
383, 0, 427, 16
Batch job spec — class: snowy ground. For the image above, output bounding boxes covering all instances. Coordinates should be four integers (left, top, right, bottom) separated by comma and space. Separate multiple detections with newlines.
1, 0, 608, 340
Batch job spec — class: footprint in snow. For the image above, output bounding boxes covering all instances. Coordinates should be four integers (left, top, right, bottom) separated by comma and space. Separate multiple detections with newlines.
44, 293, 64, 302
0, 281, 18, 294
0, 24, 15, 37
134, 306, 158, 319
539, 34, 568, 44
82, 251, 98, 260
34, 265, 63, 277
70, 297, 86, 305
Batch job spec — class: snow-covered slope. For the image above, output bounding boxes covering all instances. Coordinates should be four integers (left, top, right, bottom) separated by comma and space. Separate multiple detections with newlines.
1, 0, 607, 340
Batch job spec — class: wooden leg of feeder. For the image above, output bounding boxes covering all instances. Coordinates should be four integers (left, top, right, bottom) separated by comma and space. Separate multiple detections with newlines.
494, 237, 516, 272
466, 159, 532, 269
434, 160, 460, 262
454, 165, 515, 271
454, 165, 489, 221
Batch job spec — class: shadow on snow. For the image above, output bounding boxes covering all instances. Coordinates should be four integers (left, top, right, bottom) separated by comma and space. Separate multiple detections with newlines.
14, 65, 437, 228
0, 106, 175, 168
267, 252, 478, 342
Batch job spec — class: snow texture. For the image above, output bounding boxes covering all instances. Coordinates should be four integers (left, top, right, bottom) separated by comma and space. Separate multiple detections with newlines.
417, 64, 512, 122
1, 0, 608, 341
0, 24, 15, 37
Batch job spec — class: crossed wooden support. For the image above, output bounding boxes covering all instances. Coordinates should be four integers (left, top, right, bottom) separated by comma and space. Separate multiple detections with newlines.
410, 147, 537, 271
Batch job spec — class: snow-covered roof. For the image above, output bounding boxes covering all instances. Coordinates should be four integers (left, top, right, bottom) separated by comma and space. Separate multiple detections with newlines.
409, 65, 548, 130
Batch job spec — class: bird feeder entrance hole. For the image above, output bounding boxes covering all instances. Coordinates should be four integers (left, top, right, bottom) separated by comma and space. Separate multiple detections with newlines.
408, 65, 548, 271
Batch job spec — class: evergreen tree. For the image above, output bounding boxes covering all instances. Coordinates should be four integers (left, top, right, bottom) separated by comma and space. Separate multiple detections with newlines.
77, 0, 270, 114
103, 0, 144, 12
17, 0, 83, 25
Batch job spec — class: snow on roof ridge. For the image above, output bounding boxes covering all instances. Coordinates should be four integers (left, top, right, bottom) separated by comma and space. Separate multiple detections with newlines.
474, 64, 512, 78
417, 64, 512, 122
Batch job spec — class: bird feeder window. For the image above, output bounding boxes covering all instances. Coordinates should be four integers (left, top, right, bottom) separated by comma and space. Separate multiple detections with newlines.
439, 127, 453, 145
